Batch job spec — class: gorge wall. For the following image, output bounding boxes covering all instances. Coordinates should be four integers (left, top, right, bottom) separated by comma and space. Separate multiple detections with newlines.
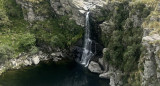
0, 0, 160, 86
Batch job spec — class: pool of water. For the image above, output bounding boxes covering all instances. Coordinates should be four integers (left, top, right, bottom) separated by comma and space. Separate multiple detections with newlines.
0, 61, 109, 86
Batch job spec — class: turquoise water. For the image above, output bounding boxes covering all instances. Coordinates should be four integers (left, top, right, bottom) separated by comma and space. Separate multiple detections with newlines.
0, 61, 109, 86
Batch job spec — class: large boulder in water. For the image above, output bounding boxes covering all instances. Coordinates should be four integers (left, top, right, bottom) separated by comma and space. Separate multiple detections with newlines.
88, 61, 103, 74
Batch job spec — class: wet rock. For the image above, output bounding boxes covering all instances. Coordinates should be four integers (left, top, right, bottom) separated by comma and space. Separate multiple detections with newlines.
51, 52, 64, 57
53, 57, 62, 62
88, 61, 103, 74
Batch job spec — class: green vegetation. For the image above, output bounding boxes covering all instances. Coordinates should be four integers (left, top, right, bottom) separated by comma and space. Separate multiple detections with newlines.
0, 0, 83, 62
100, 1, 151, 85
30, 16, 83, 49
5, 0, 23, 18
32, 0, 52, 17
132, 0, 158, 8
0, 45, 14, 64
102, 0, 150, 72
143, 10, 160, 35
0, 9, 10, 27
26, 0, 44, 3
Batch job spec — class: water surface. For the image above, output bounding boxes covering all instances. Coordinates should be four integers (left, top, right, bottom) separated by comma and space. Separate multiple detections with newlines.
0, 61, 109, 86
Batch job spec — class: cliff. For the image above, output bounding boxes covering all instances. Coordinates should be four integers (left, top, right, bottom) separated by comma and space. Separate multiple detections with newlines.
0, 0, 160, 86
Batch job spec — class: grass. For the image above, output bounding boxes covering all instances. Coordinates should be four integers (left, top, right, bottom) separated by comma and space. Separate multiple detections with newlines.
142, 8, 160, 35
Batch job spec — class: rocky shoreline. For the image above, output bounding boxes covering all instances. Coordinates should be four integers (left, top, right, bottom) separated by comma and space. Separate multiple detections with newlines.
0, 51, 64, 76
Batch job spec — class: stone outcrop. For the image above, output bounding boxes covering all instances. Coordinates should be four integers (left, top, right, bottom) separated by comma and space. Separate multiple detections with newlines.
100, 21, 115, 35
99, 68, 123, 86
141, 31, 160, 86
16, 0, 107, 26
50, 0, 107, 26
0, 51, 64, 75
99, 48, 123, 86
88, 61, 103, 74
16, 0, 47, 22
141, 34, 160, 86
88, 48, 123, 86
140, 2, 160, 85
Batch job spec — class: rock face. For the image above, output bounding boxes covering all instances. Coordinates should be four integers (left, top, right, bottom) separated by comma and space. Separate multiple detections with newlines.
91, 1, 160, 86
88, 48, 123, 86
100, 21, 115, 35
16, 0, 107, 26
16, 0, 47, 22
4, 0, 159, 86
50, 0, 107, 26
99, 48, 123, 86
141, 31, 160, 86
99, 69, 123, 86
140, 3, 160, 85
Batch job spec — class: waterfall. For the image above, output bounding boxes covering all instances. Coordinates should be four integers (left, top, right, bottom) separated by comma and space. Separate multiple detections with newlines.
80, 12, 93, 67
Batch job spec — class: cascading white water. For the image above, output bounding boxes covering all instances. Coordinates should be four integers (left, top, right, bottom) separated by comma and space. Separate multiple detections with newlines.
80, 12, 93, 67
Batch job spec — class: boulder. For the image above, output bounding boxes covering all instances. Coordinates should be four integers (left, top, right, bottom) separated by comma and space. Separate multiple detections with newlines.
88, 61, 103, 74
32, 56, 40, 65
51, 52, 64, 57
99, 72, 112, 79
24, 59, 32, 66
53, 57, 62, 62
99, 66, 123, 86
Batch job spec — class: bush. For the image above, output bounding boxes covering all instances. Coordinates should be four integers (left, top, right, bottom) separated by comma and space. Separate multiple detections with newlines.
4, 0, 23, 18
123, 44, 140, 72
102, 1, 150, 72
29, 46, 39, 54
30, 16, 83, 49
0, 45, 14, 64
0, 9, 10, 27
50, 34, 65, 49
18, 33, 36, 51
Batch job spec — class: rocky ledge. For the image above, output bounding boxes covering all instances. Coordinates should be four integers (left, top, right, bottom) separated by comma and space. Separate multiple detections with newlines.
141, 33, 160, 86
88, 48, 123, 86
0, 51, 65, 76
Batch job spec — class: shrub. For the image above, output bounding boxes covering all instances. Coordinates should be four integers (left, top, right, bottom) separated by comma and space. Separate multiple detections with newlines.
0, 45, 14, 64
18, 33, 36, 51
50, 34, 65, 49
30, 16, 83, 49
103, 1, 150, 72
4, 0, 23, 18
0, 9, 10, 27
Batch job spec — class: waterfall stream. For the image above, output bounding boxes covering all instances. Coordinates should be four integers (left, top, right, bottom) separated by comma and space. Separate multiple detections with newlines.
80, 12, 93, 67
